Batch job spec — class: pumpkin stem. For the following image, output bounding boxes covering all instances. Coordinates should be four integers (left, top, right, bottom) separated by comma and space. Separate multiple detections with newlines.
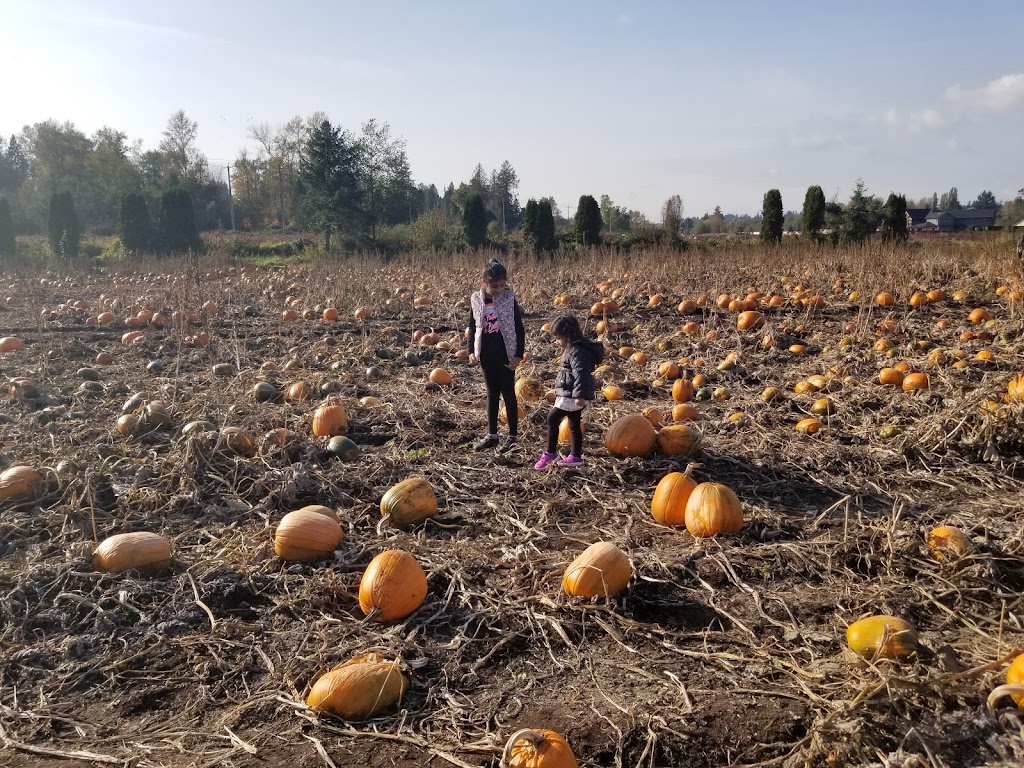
683, 462, 703, 480
501, 729, 546, 768
362, 606, 383, 623
376, 514, 392, 536
987, 683, 1024, 711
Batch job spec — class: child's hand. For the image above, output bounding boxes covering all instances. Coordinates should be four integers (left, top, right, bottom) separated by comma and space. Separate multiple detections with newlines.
506, 356, 522, 371
468, 354, 478, 365
574, 398, 588, 408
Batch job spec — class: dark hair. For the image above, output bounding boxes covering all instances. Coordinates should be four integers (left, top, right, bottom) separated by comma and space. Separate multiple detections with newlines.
482, 259, 507, 283
550, 314, 584, 342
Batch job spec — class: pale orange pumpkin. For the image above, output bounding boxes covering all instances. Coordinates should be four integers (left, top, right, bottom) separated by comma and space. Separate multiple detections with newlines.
736, 310, 766, 331
671, 378, 694, 403
0, 465, 43, 501
92, 532, 172, 574
902, 372, 929, 392
655, 424, 702, 456
562, 541, 632, 599
379, 476, 437, 530
358, 550, 428, 622
926, 525, 971, 561
275, 507, 342, 561
684, 482, 743, 537
306, 653, 408, 720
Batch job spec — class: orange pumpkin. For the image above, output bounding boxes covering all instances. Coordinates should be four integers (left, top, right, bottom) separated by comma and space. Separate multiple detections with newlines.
671, 378, 694, 403
562, 541, 632, 599
684, 482, 743, 537
92, 532, 172, 574
306, 653, 408, 720
358, 550, 428, 622
604, 413, 657, 458
926, 525, 971, 561
0, 465, 43, 501
274, 507, 342, 561
902, 372, 929, 392
846, 615, 918, 660
651, 469, 697, 526
312, 403, 349, 436
736, 310, 766, 331
379, 476, 437, 530
878, 368, 905, 386
503, 729, 578, 768
655, 424, 702, 456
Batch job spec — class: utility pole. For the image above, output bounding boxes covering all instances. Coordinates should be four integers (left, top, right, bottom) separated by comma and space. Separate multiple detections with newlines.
225, 164, 236, 230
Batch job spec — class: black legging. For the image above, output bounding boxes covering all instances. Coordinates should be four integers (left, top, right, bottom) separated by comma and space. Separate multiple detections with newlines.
547, 407, 583, 456
482, 360, 518, 436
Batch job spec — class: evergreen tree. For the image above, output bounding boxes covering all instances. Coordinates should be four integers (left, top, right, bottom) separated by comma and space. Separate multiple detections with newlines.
159, 187, 202, 255
522, 199, 538, 245
839, 179, 878, 244
881, 193, 908, 243
574, 195, 602, 245
118, 192, 153, 254
463, 192, 487, 248
294, 120, 364, 250
801, 185, 826, 242
760, 189, 784, 245
47, 191, 80, 259
0, 197, 15, 260
535, 200, 557, 252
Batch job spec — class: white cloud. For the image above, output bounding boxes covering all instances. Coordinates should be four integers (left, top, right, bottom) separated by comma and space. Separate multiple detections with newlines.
876, 108, 945, 133
945, 73, 1024, 113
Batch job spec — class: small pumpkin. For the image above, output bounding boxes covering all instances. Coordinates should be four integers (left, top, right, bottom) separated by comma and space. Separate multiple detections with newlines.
651, 467, 698, 527
1006, 374, 1024, 403
562, 541, 632, 599
671, 378, 694, 403
380, 476, 438, 530
684, 482, 743, 537
0, 465, 43, 501
221, 426, 256, 456
846, 615, 918, 660
878, 368, 904, 386
558, 416, 585, 444
503, 729, 578, 768
515, 377, 544, 402
604, 413, 657, 458
0, 336, 25, 352
306, 652, 408, 720
602, 384, 625, 401
275, 507, 342, 561
671, 403, 700, 422
428, 368, 453, 386
285, 381, 312, 402
795, 417, 823, 434
926, 525, 971, 561
312, 403, 349, 436
902, 372, 929, 392
358, 549, 428, 622
736, 310, 766, 331
1005, 654, 1024, 708
92, 532, 172, 574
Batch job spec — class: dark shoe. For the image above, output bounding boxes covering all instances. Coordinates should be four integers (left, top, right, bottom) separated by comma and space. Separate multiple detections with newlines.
497, 436, 519, 454
474, 435, 499, 451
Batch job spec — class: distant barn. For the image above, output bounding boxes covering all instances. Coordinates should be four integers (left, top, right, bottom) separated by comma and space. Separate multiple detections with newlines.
911, 208, 999, 232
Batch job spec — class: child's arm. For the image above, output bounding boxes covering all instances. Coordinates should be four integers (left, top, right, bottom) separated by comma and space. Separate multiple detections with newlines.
466, 304, 477, 362
513, 300, 526, 359
570, 350, 594, 401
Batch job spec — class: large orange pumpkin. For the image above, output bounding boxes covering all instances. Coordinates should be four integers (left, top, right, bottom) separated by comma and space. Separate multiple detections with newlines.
306, 653, 408, 720
562, 542, 632, 599
358, 550, 428, 622
515, 377, 544, 402
503, 729, 578, 768
902, 372, 929, 392
651, 469, 698, 526
736, 311, 766, 331
604, 413, 657, 458
0, 336, 24, 353
684, 482, 743, 537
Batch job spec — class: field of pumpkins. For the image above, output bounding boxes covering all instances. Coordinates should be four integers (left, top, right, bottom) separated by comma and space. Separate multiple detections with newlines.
1, 241, 1023, 767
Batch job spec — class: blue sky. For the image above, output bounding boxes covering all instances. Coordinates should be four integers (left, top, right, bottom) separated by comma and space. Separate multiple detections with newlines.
2, 0, 1023, 217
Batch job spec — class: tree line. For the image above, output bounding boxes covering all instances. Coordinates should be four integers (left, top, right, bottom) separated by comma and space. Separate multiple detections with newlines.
1, 108, 1021, 263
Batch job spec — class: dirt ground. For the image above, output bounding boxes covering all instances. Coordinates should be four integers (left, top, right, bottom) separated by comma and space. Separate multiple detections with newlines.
1, 248, 1023, 767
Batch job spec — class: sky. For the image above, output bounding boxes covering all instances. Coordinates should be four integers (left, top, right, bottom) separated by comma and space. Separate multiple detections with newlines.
2, 0, 1023, 218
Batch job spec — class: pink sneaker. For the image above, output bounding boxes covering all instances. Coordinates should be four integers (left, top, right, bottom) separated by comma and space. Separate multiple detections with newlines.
557, 454, 584, 467
534, 452, 558, 470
